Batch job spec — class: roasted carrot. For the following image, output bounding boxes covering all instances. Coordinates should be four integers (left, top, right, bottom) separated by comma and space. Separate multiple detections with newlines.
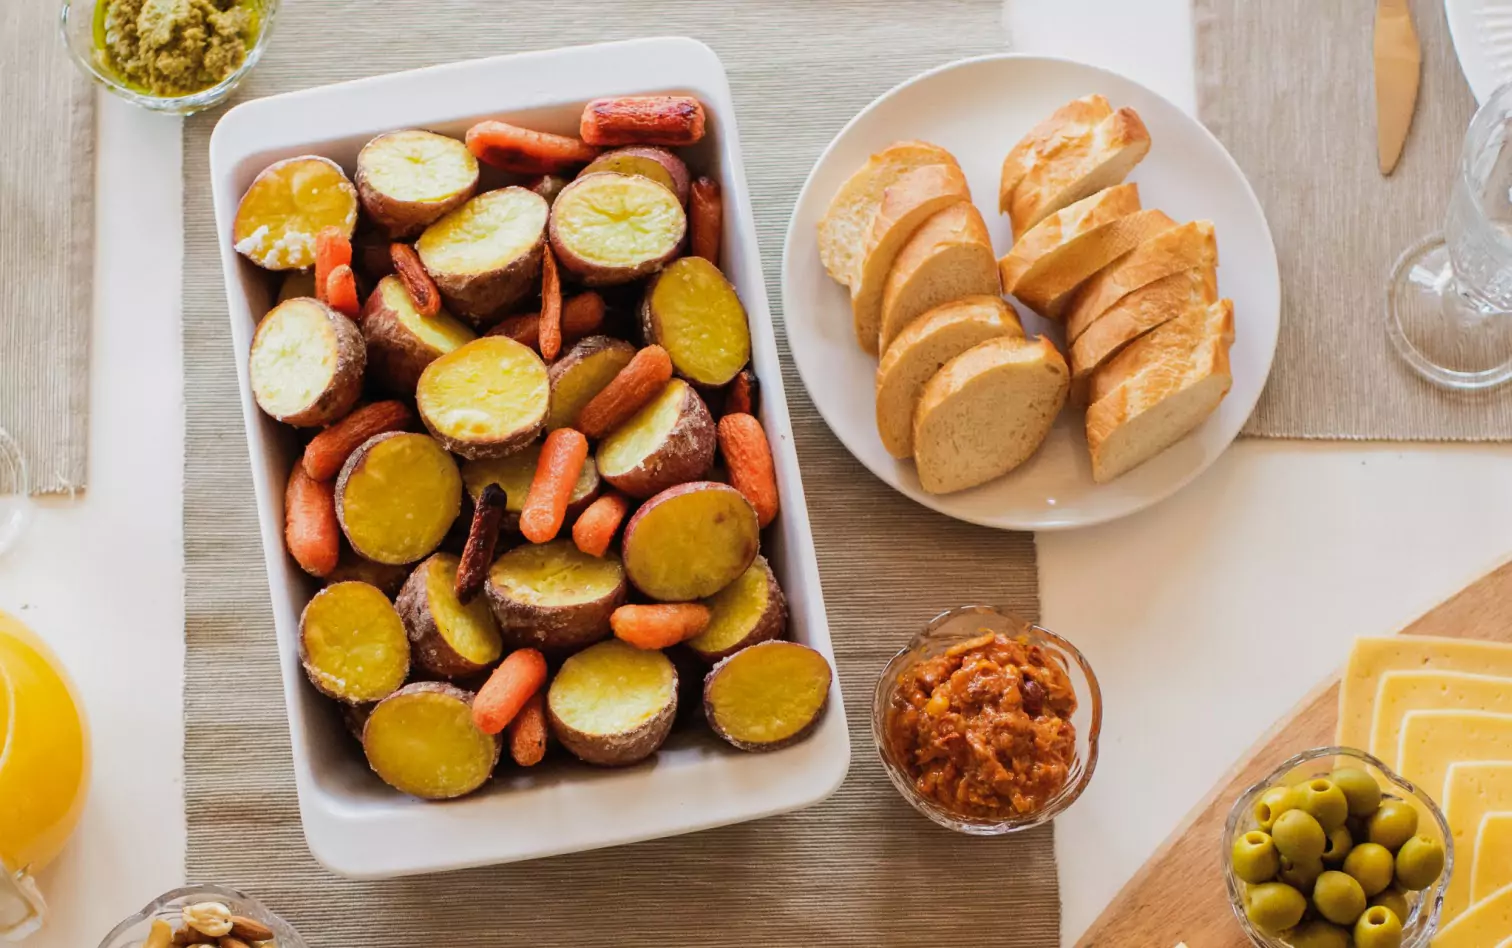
539, 246, 563, 360
507, 690, 549, 766
576, 345, 674, 438
722, 367, 759, 417
611, 603, 712, 650
455, 483, 506, 604
472, 648, 548, 735
314, 227, 353, 304
580, 96, 706, 147
325, 264, 360, 318
302, 400, 412, 481
465, 120, 600, 175
718, 413, 780, 528
284, 463, 340, 577
519, 428, 589, 543
571, 491, 631, 558
485, 292, 606, 351
389, 243, 441, 318
689, 176, 723, 265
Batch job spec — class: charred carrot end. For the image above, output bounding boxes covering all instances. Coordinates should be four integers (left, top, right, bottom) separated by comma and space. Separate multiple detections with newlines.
285, 463, 340, 577
456, 483, 507, 604
519, 428, 590, 544
389, 243, 441, 318
571, 491, 631, 558
689, 176, 723, 265
507, 690, 549, 766
580, 96, 706, 147
314, 227, 353, 304
472, 648, 549, 735
302, 400, 412, 482
325, 264, 360, 319
575, 345, 674, 438
465, 120, 600, 175
486, 313, 541, 349
718, 413, 780, 528
562, 291, 605, 338
611, 603, 712, 651
722, 367, 759, 418
539, 246, 563, 361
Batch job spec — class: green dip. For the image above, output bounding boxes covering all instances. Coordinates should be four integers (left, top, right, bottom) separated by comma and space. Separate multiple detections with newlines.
93, 0, 260, 97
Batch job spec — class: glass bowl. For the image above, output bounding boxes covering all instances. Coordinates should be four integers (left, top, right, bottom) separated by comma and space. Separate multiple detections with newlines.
871, 604, 1102, 835
59, 0, 279, 115
1223, 746, 1453, 948
96, 884, 305, 948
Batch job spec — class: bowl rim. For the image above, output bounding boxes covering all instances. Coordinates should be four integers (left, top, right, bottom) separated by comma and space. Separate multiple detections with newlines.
95, 883, 305, 948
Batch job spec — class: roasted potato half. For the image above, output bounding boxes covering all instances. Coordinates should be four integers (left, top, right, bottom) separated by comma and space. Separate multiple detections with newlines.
356, 129, 480, 238
622, 481, 759, 601
641, 256, 752, 387
298, 581, 410, 704
547, 639, 678, 766
335, 432, 462, 565
248, 297, 366, 427
687, 555, 787, 663
233, 155, 359, 271
547, 335, 637, 432
549, 172, 686, 286
704, 641, 832, 752
416, 336, 549, 459
580, 146, 691, 205
596, 378, 716, 499
362, 681, 501, 799
485, 539, 627, 651
397, 553, 504, 679
361, 275, 477, 393
416, 187, 549, 325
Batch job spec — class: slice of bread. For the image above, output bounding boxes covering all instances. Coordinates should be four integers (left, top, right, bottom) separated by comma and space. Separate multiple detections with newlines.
1085, 299, 1234, 484
999, 95, 1113, 216
818, 140, 959, 289
1070, 266, 1217, 384
912, 335, 1069, 494
1065, 219, 1217, 343
851, 164, 972, 354
877, 202, 1000, 354
875, 295, 1023, 458
1006, 107, 1151, 240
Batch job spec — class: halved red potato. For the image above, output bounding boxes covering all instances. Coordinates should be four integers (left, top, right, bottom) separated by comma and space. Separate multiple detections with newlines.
461, 446, 600, 533
361, 681, 501, 799
641, 256, 752, 387
703, 641, 832, 752
361, 275, 478, 393
547, 639, 677, 766
622, 481, 759, 601
687, 555, 787, 663
580, 146, 691, 205
248, 297, 366, 427
232, 155, 359, 271
484, 539, 627, 651
596, 378, 715, 499
356, 129, 480, 238
335, 432, 462, 565
549, 172, 686, 287
396, 553, 503, 678
416, 187, 549, 325
547, 335, 637, 431
416, 336, 550, 459
298, 581, 410, 704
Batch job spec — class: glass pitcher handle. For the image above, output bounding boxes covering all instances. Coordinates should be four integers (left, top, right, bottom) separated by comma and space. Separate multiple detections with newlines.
0, 860, 45, 942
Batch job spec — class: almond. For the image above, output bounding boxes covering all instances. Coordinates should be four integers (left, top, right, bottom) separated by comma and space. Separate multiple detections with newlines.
228, 917, 275, 942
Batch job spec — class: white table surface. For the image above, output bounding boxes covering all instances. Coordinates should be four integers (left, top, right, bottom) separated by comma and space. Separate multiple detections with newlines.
11, 1, 1512, 945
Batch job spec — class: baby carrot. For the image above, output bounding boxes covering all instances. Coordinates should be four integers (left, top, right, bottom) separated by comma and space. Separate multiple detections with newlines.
455, 484, 506, 604
611, 604, 712, 650
314, 227, 352, 304
722, 367, 759, 417
539, 246, 563, 360
485, 292, 606, 351
689, 176, 722, 265
284, 463, 340, 577
519, 428, 589, 543
571, 491, 631, 557
472, 648, 548, 735
575, 345, 673, 438
507, 689, 549, 766
325, 264, 360, 319
718, 413, 780, 528
465, 120, 600, 175
301, 400, 411, 481
389, 243, 441, 318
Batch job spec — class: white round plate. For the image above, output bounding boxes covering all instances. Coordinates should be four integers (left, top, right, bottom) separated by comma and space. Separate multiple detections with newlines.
782, 54, 1279, 531
1446, 0, 1512, 104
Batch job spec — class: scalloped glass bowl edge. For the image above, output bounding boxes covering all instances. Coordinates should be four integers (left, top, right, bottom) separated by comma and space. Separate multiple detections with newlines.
96, 884, 305, 948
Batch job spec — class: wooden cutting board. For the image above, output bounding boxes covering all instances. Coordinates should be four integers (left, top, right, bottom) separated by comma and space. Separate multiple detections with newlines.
1075, 556, 1512, 948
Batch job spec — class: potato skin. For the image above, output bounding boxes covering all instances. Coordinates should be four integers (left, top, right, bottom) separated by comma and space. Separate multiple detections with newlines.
548, 173, 686, 287
361, 681, 502, 799
325, 548, 409, 597
483, 563, 627, 652
581, 146, 691, 205
431, 236, 544, 329
250, 299, 366, 427
703, 645, 831, 753
548, 671, 678, 766
688, 556, 788, 663
598, 380, 716, 499
360, 277, 474, 394
356, 131, 479, 239
395, 555, 494, 679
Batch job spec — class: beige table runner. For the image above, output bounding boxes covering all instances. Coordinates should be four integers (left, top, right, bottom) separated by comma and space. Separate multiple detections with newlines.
0, 4, 93, 493
185, 3, 1056, 944
1196, 0, 1512, 440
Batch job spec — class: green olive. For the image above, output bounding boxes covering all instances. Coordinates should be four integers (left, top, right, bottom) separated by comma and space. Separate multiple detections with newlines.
1354, 904, 1404, 948
1321, 824, 1353, 864
1313, 870, 1368, 926
1232, 831, 1281, 884
1332, 767, 1384, 818
1367, 800, 1419, 852
1285, 919, 1352, 948
1296, 777, 1351, 831
1395, 834, 1446, 891
1255, 784, 1301, 833
1245, 881, 1308, 934
1273, 808, 1327, 863
1343, 842, 1397, 896
1370, 888, 1411, 924
1279, 854, 1325, 890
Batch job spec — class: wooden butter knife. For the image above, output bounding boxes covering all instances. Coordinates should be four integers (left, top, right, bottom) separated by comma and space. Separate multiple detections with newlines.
1375, 0, 1422, 175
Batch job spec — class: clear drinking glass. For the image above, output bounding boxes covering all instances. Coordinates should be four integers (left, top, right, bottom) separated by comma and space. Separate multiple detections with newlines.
1388, 81, 1512, 389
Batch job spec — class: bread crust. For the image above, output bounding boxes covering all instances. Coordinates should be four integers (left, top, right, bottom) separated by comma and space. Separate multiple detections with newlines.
998, 95, 1113, 215
877, 202, 1000, 354
1065, 220, 1217, 343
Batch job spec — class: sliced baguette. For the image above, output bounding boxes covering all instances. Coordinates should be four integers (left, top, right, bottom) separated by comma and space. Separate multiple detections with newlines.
850, 165, 972, 354
1065, 219, 1217, 343
1085, 299, 1234, 483
877, 202, 1000, 354
999, 95, 1113, 216
817, 140, 959, 289
1006, 107, 1151, 240
1070, 266, 1218, 384
875, 296, 1024, 458
912, 335, 1068, 494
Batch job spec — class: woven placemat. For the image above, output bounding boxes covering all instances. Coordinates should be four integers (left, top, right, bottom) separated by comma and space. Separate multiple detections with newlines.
1196, 0, 1511, 440
184, 3, 1055, 945
0, 4, 93, 493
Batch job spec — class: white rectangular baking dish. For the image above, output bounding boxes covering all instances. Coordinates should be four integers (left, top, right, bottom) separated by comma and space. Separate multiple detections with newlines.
208, 36, 849, 879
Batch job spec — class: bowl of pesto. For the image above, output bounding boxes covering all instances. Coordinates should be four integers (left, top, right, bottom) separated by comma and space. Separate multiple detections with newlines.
60, 0, 277, 114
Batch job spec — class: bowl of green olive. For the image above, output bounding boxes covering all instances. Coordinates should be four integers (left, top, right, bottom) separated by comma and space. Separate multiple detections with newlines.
1223, 746, 1452, 948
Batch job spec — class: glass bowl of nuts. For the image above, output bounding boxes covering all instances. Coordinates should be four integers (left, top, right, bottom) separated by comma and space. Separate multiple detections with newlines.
96, 885, 303, 948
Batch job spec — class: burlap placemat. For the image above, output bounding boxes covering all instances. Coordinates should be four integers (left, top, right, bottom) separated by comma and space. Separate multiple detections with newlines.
1195, 0, 1512, 440
185, 3, 1055, 945
0, 4, 93, 493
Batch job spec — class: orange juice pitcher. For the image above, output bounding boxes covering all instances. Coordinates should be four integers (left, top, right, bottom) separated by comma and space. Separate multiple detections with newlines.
0, 609, 89, 940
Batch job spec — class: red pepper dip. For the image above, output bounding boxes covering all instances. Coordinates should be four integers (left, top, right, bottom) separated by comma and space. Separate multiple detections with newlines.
885, 631, 1077, 820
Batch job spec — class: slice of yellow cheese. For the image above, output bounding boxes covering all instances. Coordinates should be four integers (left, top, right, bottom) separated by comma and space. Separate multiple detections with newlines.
1339, 637, 1512, 750
1370, 670, 1512, 770
1398, 710, 1512, 811
1434, 880, 1512, 948
1443, 763, 1512, 923
1475, 813, 1512, 905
